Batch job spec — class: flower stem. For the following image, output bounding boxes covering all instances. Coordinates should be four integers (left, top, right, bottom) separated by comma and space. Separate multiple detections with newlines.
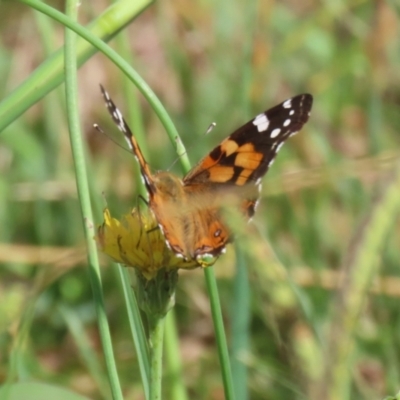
148, 313, 166, 400
135, 269, 178, 400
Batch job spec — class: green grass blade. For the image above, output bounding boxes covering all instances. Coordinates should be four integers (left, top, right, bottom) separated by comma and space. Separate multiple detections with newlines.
1, 0, 152, 133
204, 267, 235, 400
118, 266, 150, 399
320, 166, 400, 399
231, 246, 250, 400
63, 1, 123, 398
14, 0, 191, 172
164, 311, 188, 400
58, 305, 110, 399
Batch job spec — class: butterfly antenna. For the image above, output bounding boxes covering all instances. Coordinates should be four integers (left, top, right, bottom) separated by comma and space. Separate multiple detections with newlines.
206, 122, 216, 135
167, 135, 189, 171
93, 123, 133, 153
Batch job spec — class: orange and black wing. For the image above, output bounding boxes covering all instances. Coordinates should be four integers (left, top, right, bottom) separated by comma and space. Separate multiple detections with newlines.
183, 93, 313, 216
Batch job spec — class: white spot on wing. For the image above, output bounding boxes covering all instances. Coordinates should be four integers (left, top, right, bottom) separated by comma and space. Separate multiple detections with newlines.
283, 99, 292, 109
270, 128, 281, 138
283, 119, 291, 127
276, 142, 283, 152
289, 110, 295, 116
253, 113, 270, 132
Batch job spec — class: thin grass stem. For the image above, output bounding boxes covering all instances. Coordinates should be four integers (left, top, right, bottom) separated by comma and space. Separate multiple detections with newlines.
64, 1, 123, 398
204, 267, 236, 400
164, 311, 188, 400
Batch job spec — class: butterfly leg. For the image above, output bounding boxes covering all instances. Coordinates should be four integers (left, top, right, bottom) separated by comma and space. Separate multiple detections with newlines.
135, 196, 162, 268
137, 194, 149, 206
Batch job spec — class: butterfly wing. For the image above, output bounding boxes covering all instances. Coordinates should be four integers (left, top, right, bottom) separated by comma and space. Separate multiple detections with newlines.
99, 85, 155, 195
184, 94, 312, 185
99, 88, 313, 264
183, 93, 313, 219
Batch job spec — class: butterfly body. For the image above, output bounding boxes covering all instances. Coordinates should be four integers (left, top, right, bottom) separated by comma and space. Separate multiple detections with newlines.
100, 86, 313, 265
146, 171, 230, 260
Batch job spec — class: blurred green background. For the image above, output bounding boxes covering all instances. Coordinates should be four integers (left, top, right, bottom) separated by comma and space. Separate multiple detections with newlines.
1, 0, 400, 399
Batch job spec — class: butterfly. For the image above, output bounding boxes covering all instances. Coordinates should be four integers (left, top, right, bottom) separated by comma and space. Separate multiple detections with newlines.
99, 85, 312, 266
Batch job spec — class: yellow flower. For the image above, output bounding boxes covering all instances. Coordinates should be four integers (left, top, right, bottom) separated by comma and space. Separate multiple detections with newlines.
96, 207, 202, 280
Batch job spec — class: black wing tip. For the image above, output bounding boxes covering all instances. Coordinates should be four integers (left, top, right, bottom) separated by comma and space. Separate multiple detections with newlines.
99, 84, 111, 103
294, 93, 313, 105
275, 93, 313, 115
299, 93, 313, 109
294, 93, 313, 100
302, 93, 313, 104
290, 93, 313, 116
